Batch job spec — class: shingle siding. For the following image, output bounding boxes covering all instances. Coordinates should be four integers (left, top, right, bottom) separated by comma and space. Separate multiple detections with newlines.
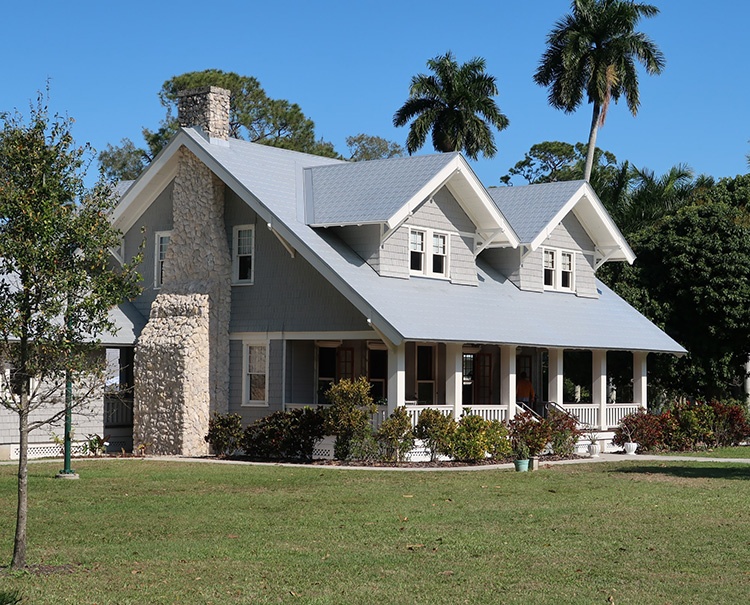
331, 225, 381, 273
381, 187, 478, 285
544, 215, 597, 298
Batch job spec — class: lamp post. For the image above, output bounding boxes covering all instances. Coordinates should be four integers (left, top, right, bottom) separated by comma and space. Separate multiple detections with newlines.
56, 225, 79, 480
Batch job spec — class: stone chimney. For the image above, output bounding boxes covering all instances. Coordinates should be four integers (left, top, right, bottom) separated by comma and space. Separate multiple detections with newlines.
177, 86, 231, 141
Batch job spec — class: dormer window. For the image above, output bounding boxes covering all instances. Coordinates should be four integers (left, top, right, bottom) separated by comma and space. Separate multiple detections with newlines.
543, 248, 575, 292
410, 228, 449, 278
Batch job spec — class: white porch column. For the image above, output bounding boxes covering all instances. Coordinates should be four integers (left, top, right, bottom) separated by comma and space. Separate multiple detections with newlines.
387, 343, 406, 416
445, 343, 463, 420
633, 351, 648, 410
500, 345, 517, 419
592, 350, 608, 430
548, 348, 564, 405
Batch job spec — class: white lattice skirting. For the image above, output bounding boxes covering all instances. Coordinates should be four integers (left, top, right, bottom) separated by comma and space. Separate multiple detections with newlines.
0, 442, 88, 461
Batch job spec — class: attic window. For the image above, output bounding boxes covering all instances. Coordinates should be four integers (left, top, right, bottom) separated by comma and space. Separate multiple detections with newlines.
410, 228, 449, 278
155, 231, 171, 288
233, 225, 255, 284
543, 248, 575, 292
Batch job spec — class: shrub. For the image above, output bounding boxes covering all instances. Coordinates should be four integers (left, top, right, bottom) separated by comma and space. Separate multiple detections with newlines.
612, 409, 667, 451
323, 378, 376, 460
414, 408, 455, 462
485, 420, 512, 460
708, 400, 750, 446
243, 408, 325, 461
376, 406, 415, 462
450, 414, 490, 462
508, 411, 551, 457
204, 412, 243, 458
664, 401, 716, 450
547, 409, 582, 456
615, 401, 750, 452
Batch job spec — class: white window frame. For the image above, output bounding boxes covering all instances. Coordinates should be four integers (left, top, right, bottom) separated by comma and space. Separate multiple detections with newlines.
154, 231, 171, 289
542, 247, 575, 292
409, 227, 450, 279
242, 340, 268, 407
233, 225, 255, 285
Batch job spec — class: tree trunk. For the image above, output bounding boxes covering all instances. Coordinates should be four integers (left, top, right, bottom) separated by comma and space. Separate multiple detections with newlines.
584, 102, 601, 183
11, 406, 29, 569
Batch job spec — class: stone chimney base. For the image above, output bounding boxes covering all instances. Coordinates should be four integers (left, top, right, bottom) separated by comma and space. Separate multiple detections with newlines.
134, 294, 211, 457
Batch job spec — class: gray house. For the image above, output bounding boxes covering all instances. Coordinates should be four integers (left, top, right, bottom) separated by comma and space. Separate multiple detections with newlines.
109, 86, 683, 457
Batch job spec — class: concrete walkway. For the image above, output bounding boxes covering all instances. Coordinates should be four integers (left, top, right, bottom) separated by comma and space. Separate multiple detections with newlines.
3, 452, 750, 471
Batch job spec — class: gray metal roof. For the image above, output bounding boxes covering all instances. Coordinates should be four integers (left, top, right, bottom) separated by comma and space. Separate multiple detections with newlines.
306, 153, 459, 225
488, 181, 586, 243
150, 131, 685, 354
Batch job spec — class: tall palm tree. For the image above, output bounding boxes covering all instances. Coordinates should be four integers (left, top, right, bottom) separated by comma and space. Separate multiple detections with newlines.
393, 52, 509, 160
534, 0, 665, 181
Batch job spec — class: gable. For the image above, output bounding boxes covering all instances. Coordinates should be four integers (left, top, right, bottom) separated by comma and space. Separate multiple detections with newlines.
488, 181, 635, 266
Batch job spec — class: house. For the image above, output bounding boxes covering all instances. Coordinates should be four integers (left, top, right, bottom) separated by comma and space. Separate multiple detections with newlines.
101, 86, 683, 457
0, 304, 144, 460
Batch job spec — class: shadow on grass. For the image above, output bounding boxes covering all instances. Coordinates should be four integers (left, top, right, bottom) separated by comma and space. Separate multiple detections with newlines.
614, 464, 750, 481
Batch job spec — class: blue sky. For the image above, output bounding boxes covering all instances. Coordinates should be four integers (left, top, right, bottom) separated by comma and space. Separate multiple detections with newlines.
2, 1, 748, 187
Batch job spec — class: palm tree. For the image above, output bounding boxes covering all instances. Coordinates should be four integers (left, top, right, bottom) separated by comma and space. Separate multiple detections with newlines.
534, 0, 665, 181
393, 52, 509, 160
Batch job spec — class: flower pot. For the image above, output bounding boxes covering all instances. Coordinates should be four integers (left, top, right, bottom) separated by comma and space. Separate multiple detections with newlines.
624, 442, 638, 455
529, 456, 539, 471
514, 459, 529, 472
588, 443, 600, 458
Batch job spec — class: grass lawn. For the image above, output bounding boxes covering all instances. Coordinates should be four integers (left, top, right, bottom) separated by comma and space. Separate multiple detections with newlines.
1, 458, 749, 604
660, 445, 750, 459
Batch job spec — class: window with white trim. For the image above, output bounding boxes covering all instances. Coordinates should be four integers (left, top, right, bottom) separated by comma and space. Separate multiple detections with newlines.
409, 228, 449, 278
154, 231, 171, 288
233, 225, 255, 284
243, 342, 267, 406
543, 248, 575, 292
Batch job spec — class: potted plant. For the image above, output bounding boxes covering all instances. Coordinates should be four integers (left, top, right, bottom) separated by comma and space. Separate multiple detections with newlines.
612, 412, 643, 456
619, 422, 639, 455
587, 429, 600, 458
509, 411, 551, 471
512, 439, 530, 472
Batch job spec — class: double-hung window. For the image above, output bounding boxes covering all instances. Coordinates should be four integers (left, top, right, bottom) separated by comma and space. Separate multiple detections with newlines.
409, 228, 449, 278
154, 231, 171, 288
233, 225, 255, 284
244, 342, 267, 406
543, 248, 575, 292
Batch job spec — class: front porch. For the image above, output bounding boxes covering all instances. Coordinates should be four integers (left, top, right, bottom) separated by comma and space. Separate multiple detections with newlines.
277, 336, 650, 432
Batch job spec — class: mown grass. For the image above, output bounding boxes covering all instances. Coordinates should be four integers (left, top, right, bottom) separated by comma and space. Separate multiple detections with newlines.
0, 458, 749, 604
660, 445, 750, 458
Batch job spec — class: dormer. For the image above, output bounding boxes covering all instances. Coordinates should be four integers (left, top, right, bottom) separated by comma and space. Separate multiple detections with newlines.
303, 153, 519, 285
486, 181, 635, 298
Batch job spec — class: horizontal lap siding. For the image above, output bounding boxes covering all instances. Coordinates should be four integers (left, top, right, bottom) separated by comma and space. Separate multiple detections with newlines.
228, 339, 285, 425
125, 183, 175, 319
225, 191, 369, 334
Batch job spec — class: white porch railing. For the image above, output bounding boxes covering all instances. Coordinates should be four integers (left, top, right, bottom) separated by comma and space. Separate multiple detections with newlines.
560, 403, 643, 429
404, 405, 453, 427
284, 402, 637, 431
560, 404, 599, 428
606, 404, 642, 428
